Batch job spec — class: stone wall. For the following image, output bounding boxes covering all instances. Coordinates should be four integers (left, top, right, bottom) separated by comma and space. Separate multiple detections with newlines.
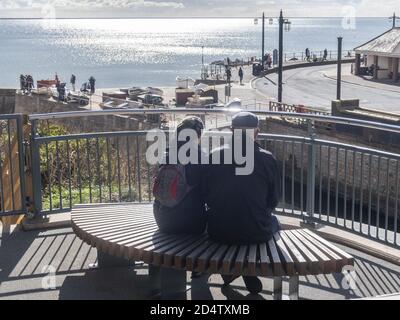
0, 89, 16, 114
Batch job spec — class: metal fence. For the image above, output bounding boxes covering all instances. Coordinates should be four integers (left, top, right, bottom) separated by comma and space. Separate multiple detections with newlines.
0, 114, 26, 217
2, 108, 399, 248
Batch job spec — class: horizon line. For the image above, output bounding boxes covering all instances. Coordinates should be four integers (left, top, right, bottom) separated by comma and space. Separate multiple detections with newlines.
0, 16, 392, 20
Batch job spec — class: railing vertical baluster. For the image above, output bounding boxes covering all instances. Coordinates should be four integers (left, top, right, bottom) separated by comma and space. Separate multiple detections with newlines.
96, 138, 102, 203
368, 154, 373, 237
116, 137, 122, 202
76, 140, 82, 204
344, 149, 348, 228
327, 147, 331, 222
376, 156, 381, 239
55, 140, 62, 210
385, 158, 390, 242
106, 138, 112, 202
351, 151, 356, 231
319, 145, 323, 219
394, 160, 399, 245
86, 139, 92, 203
0, 136, 5, 213
300, 142, 304, 215
16, 116, 26, 213
7, 120, 16, 211
136, 136, 142, 202
291, 141, 295, 214
45, 142, 52, 212
66, 140, 72, 209
335, 147, 339, 225
147, 140, 152, 203
282, 141, 286, 213
359, 153, 364, 234
30, 119, 42, 216
126, 136, 133, 202
306, 120, 316, 223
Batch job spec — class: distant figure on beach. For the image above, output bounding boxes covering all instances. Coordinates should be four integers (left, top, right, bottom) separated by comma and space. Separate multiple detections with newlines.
238, 67, 244, 85
89, 76, 96, 94
26, 75, 34, 93
266, 53, 272, 69
323, 49, 328, 61
226, 67, 232, 86
70, 74, 76, 91
55, 73, 60, 87
20, 74, 26, 93
305, 48, 311, 62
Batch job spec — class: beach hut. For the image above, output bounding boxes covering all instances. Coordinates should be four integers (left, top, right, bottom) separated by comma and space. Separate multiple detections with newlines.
354, 27, 400, 81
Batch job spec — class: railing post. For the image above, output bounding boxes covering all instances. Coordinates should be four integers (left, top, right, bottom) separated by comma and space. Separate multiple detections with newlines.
305, 119, 317, 226
30, 119, 42, 216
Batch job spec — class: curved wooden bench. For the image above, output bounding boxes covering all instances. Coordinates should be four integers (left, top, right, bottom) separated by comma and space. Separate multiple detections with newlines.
72, 203, 354, 299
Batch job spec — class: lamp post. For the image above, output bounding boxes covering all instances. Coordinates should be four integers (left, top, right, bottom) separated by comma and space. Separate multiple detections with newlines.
262, 12, 265, 68
389, 12, 400, 28
278, 10, 291, 103
337, 37, 343, 100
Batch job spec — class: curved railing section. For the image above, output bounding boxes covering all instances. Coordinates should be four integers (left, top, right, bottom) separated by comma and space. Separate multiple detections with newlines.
27, 109, 400, 249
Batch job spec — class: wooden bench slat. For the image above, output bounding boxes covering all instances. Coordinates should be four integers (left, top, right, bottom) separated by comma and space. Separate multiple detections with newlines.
297, 229, 345, 272
76, 219, 155, 234
71, 207, 151, 219
209, 245, 230, 273
97, 225, 160, 251
279, 231, 308, 275
258, 243, 272, 276
185, 241, 215, 271
268, 238, 283, 276
247, 245, 258, 276
290, 230, 333, 273
88, 221, 157, 239
99, 228, 160, 255
77, 217, 154, 232
196, 243, 222, 272
72, 209, 148, 221
141, 235, 193, 264
285, 230, 320, 274
129, 234, 179, 260
273, 233, 295, 276
222, 246, 239, 275
166, 236, 209, 268
303, 229, 354, 265
234, 245, 248, 275
151, 235, 200, 266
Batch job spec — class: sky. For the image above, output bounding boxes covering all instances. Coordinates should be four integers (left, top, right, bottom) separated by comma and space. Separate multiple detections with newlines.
0, 0, 398, 18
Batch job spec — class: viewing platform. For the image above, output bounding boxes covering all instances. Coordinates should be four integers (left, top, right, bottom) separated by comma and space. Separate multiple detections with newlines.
0, 108, 400, 300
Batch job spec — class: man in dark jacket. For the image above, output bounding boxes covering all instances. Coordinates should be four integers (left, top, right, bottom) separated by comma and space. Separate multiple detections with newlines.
203, 111, 282, 294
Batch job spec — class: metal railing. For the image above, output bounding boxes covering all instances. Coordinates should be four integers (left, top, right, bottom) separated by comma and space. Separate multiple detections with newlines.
2, 108, 399, 248
0, 114, 26, 217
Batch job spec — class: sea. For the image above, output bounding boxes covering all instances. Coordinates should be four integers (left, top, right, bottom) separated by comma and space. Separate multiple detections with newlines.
0, 17, 391, 88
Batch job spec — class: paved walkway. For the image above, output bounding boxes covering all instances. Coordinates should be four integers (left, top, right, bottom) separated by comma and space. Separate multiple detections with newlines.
253, 64, 400, 113
323, 64, 400, 94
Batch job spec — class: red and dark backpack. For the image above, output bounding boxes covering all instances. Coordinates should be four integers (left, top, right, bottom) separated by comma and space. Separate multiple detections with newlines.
153, 164, 193, 208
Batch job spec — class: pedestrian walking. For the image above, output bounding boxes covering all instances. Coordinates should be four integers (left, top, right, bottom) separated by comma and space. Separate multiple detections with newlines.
89, 76, 96, 94
20, 74, 26, 93
305, 48, 311, 62
238, 67, 244, 85
226, 67, 232, 86
323, 49, 328, 61
70, 74, 76, 91
26, 75, 34, 93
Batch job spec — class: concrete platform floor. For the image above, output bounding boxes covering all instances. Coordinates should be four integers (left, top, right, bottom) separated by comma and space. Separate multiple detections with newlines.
1, 227, 400, 300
